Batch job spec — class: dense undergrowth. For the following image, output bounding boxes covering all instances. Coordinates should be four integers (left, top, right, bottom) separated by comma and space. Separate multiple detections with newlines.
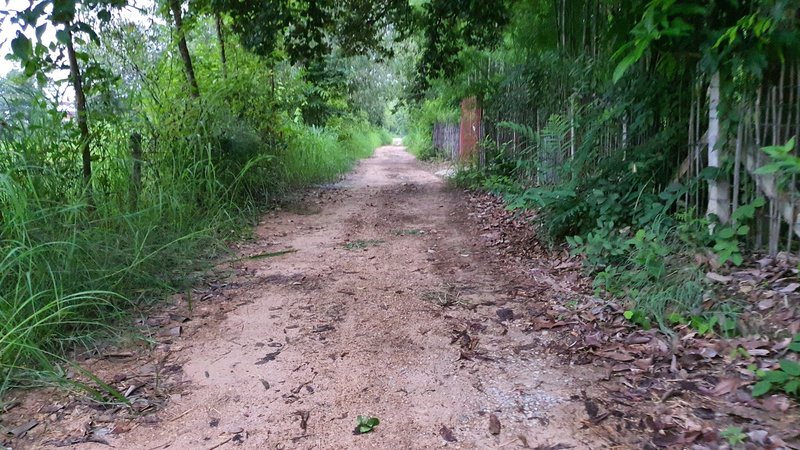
0, 11, 392, 400
408, 1, 800, 342
450, 160, 744, 335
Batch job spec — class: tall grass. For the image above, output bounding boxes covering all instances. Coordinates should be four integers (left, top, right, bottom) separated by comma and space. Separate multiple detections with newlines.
276, 120, 386, 187
405, 97, 459, 160
0, 78, 387, 400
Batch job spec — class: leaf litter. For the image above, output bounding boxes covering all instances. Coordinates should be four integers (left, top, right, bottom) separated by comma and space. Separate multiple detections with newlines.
466, 191, 800, 449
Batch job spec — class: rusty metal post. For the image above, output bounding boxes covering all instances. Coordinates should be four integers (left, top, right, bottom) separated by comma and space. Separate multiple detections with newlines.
459, 97, 482, 162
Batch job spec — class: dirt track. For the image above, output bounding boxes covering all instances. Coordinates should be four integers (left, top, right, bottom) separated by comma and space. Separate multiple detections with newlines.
71, 146, 602, 449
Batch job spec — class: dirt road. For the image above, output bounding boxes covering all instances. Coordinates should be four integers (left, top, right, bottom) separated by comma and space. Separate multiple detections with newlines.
79, 146, 601, 449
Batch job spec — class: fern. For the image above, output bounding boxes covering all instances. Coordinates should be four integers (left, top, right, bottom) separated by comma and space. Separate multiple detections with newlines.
498, 115, 571, 185
497, 121, 536, 140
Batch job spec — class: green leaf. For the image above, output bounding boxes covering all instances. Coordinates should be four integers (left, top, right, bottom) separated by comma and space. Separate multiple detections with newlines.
751, 380, 772, 397
731, 254, 743, 266
366, 418, 379, 427
786, 137, 797, 152
52, 0, 76, 23
736, 225, 750, 236
97, 9, 111, 22
667, 312, 685, 324
23, 59, 38, 77
762, 137, 796, 156
10, 33, 33, 61
613, 52, 640, 83
763, 370, 789, 383
56, 29, 70, 45
623, 310, 634, 320
789, 342, 800, 352
716, 227, 735, 239
785, 379, 799, 395
35, 23, 47, 41
734, 205, 755, 220
779, 359, 800, 376
754, 162, 783, 174
75, 21, 100, 44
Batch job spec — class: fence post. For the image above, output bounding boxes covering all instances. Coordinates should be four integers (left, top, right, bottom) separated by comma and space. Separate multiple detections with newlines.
459, 97, 482, 162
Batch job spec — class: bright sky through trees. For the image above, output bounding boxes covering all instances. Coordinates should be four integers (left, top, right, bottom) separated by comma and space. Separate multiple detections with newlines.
0, 0, 156, 76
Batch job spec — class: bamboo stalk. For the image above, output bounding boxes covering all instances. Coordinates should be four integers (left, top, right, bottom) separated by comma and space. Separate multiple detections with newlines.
755, 85, 765, 250
732, 119, 743, 220
695, 83, 702, 215
788, 63, 798, 252
777, 62, 785, 145
769, 80, 781, 255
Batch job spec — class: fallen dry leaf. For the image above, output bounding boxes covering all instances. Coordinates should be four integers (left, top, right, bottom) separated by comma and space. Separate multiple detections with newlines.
710, 378, 743, 396
439, 425, 457, 442
488, 414, 501, 435
594, 350, 635, 362
706, 272, 733, 283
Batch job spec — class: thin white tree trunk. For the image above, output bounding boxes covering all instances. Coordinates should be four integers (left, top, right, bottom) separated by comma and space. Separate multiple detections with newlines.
707, 71, 731, 223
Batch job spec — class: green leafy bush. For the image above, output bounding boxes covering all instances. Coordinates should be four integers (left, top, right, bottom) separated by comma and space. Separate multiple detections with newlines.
752, 335, 800, 398
712, 198, 765, 266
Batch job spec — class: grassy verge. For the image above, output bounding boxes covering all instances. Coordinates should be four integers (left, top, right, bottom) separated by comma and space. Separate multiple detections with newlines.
0, 101, 385, 399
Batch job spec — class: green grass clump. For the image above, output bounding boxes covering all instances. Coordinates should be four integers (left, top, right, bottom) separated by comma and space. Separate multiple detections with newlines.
393, 229, 425, 236
343, 239, 384, 250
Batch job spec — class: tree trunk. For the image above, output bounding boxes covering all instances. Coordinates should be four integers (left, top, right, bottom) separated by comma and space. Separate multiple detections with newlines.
215, 12, 227, 79
707, 71, 731, 223
65, 26, 93, 206
169, 0, 199, 97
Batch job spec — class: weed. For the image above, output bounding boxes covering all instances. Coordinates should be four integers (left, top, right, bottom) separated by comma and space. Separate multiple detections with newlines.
565, 299, 580, 309
720, 426, 747, 446
711, 197, 765, 266
393, 229, 425, 236
354, 415, 380, 434
752, 335, 800, 398
343, 239, 384, 250
729, 346, 751, 360
623, 310, 652, 330
247, 249, 298, 260
667, 311, 739, 337
422, 284, 464, 307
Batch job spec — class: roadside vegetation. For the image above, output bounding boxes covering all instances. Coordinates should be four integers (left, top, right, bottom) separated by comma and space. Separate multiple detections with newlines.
407, 1, 800, 342
0, 0, 398, 398
401, 3, 800, 443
